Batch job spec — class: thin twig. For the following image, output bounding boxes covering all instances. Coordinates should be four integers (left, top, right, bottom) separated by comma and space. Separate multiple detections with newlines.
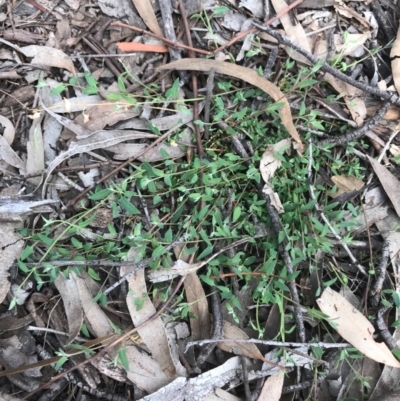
317, 100, 394, 146
376, 306, 398, 350
203, 68, 216, 139
240, 356, 252, 401
370, 240, 390, 306
185, 338, 351, 351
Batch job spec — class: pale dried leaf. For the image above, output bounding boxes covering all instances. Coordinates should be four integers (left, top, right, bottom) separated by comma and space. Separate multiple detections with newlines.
0, 115, 15, 145
131, 0, 162, 35
271, 0, 312, 64
50, 95, 103, 113
392, 26, 400, 94
334, 1, 371, 29
203, 388, 242, 401
0, 135, 25, 172
157, 59, 303, 151
26, 113, 45, 185
54, 274, 83, 345
367, 156, 400, 218
239, 0, 264, 18
260, 139, 291, 183
323, 73, 367, 126
184, 273, 211, 341
64, 0, 79, 10
71, 272, 114, 338
125, 345, 172, 393
257, 372, 284, 401
148, 259, 203, 282
331, 175, 364, 198
0, 222, 23, 303
218, 320, 266, 362
121, 248, 177, 377
20, 45, 76, 75
317, 288, 400, 367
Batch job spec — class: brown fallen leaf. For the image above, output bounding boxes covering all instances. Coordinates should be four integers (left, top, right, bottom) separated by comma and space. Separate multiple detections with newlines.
330, 175, 364, 198
218, 320, 272, 364
122, 248, 177, 378
157, 59, 303, 151
270, 0, 312, 65
131, 0, 162, 36
257, 372, 284, 401
20, 45, 76, 76
367, 155, 400, 218
317, 288, 400, 368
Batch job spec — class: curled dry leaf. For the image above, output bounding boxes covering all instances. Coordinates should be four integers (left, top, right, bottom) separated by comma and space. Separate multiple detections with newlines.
259, 139, 291, 214
157, 59, 303, 151
367, 155, 400, 218
20, 45, 76, 76
392, 25, 400, 94
317, 288, 400, 368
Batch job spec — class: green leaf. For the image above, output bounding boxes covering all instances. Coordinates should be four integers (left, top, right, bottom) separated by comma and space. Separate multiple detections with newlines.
232, 206, 241, 223
118, 347, 130, 371
54, 356, 68, 371
165, 78, 180, 99
213, 5, 229, 15
89, 188, 112, 200
17, 260, 29, 273
51, 84, 67, 96
297, 79, 318, 89
119, 197, 140, 215
87, 267, 101, 281
71, 237, 83, 249
20, 246, 34, 261
152, 245, 166, 258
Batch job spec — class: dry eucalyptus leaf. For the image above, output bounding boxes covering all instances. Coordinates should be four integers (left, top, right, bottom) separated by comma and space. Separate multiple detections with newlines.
367, 156, 400, 218
317, 288, 400, 368
121, 249, 177, 378
20, 45, 76, 76
257, 372, 284, 401
71, 272, 114, 339
218, 320, 266, 362
54, 274, 83, 345
157, 59, 303, 151
392, 25, 400, 94
330, 175, 364, 198
270, 0, 311, 65
131, 0, 162, 35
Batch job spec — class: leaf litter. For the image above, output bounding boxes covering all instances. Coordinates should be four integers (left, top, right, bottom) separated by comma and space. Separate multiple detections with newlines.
1, 0, 400, 400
